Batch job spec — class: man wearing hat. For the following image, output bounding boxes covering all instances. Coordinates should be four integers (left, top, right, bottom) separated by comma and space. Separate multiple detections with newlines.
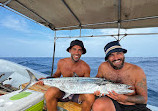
92, 41, 149, 111
38, 39, 95, 111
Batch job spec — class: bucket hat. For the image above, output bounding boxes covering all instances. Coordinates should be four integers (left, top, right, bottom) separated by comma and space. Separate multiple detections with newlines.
67, 39, 86, 54
104, 41, 127, 60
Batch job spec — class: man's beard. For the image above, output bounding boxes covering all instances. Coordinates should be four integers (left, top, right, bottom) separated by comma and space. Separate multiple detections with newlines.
108, 57, 125, 70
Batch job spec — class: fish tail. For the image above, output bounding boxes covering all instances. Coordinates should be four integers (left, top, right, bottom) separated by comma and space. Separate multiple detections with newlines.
19, 69, 38, 93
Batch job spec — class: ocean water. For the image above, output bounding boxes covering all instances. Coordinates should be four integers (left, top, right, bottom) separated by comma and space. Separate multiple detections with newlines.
0, 57, 158, 107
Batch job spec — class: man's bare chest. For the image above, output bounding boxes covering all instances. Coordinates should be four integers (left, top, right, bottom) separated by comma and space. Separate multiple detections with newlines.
104, 72, 134, 85
60, 66, 84, 77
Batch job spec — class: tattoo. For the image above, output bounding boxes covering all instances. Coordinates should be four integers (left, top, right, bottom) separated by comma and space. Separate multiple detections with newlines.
126, 95, 145, 104
125, 77, 147, 104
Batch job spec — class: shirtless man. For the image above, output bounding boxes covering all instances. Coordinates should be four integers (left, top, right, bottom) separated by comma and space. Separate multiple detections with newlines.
92, 41, 149, 111
38, 39, 95, 111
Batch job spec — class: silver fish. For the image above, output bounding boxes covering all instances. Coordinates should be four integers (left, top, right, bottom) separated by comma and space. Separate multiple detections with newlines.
21, 69, 134, 99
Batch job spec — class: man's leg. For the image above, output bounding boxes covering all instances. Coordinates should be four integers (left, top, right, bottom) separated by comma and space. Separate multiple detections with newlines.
79, 94, 95, 111
44, 87, 63, 111
92, 96, 116, 111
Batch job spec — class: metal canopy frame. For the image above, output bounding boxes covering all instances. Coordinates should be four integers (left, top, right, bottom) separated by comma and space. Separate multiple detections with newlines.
50, 31, 158, 75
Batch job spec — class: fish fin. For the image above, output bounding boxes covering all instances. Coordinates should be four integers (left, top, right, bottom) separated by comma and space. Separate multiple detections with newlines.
63, 93, 71, 99
73, 72, 79, 77
19, 69, 38, 93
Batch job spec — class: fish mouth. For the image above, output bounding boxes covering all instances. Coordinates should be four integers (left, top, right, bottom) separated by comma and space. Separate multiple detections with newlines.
126, 85, 132, 89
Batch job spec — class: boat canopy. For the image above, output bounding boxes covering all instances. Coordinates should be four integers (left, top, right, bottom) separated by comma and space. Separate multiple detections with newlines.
1, 0, 158, 31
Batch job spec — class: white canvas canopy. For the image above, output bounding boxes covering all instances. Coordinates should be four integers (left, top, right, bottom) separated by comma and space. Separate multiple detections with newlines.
1, 0, 158, 75
0, 0, 158, 31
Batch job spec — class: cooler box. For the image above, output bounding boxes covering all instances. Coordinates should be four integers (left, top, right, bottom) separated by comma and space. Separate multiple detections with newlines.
0, 89, 44, 111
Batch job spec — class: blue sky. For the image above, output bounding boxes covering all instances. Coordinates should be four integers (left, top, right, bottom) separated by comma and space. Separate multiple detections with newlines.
0, 6, 158, 57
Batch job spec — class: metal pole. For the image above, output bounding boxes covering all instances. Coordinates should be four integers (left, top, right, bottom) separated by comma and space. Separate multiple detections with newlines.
61, 0, 81, 26
80, 27, 81, 37
55, 32, 158, 39
51, 31, 57, 76
117, 0, 121, 40
15, 0, 55, 30
3, 0, 12, 5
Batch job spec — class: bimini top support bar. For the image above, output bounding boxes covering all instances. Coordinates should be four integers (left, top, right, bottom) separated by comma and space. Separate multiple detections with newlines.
117, 0, 121, 41
15, 0, 56, 30
3, 0, 12, 5
54, 32, 158, 39
51, 32, 57, 76
55, 15, 158, 30
0, 1, 56, 30
0, 3, 43, 27
51, 31, 57, 76
61, 0, 81, 28
122, 15, 158, 23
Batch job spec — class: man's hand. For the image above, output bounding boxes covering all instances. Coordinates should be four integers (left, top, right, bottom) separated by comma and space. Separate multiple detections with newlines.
106, 90, 128, 103
35, 77, 46, 85
39, 77, 46, 80
94, 90, 104, 97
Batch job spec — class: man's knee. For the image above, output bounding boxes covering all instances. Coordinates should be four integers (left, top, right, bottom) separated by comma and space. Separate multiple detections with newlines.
92, 97, 115, 111
44, 87, 61, 100
80, 94, 95, 104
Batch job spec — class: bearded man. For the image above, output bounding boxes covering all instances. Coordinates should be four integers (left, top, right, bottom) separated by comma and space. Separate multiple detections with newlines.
92, 41, 150, 111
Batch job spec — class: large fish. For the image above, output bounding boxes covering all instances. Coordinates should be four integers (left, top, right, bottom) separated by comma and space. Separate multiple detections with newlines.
21, 69, 134, 98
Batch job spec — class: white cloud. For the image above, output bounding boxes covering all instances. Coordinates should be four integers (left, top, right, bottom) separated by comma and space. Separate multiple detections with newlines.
0, 15, 29, 32
0, 37, 53, 57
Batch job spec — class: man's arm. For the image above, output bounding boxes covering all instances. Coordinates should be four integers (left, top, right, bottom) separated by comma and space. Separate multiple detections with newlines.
125, 68, 147, 104
95, 63, 104, 78
107, 67, 147, 104
37, 60, 62, 85
47, 60, 63, 78
83, 62, 91, 77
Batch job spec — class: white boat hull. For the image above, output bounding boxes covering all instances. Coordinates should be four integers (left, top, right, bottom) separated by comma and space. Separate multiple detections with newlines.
0, 59, 46, 88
